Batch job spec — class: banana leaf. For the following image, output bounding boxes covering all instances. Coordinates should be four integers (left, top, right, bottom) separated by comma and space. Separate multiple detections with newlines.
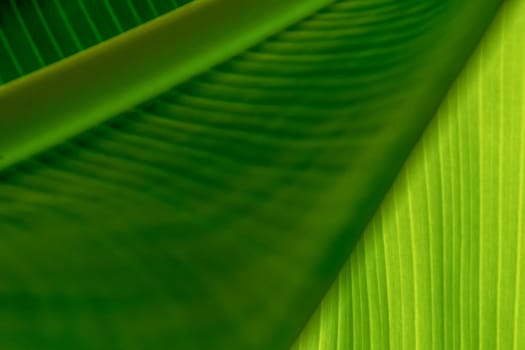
0, 0, 502, 349
294, 1, 525, 348
0, 0, 186, 83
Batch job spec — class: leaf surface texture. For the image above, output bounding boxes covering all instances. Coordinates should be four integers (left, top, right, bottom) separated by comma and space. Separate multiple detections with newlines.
0, 0, 189, 83
293, 2, 525, 349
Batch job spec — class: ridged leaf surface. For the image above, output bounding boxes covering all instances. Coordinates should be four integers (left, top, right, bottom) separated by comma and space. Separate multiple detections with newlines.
0, 0, 188, 83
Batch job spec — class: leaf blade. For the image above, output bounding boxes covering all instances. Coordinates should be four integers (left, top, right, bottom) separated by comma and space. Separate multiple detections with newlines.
293, 2, 525, 348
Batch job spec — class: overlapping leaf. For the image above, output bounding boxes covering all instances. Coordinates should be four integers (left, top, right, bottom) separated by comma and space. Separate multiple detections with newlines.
0, 0, 186, 83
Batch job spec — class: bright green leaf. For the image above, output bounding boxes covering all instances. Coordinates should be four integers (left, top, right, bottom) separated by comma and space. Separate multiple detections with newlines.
293, 1, 525, 349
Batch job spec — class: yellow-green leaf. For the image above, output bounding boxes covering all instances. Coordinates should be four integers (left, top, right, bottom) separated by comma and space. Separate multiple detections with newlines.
293, 2, 525, 348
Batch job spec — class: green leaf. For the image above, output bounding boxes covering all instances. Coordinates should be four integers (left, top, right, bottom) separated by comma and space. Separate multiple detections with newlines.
0, 0, 502, 349
0, 0, 185, 83
293, 1, 525, 349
